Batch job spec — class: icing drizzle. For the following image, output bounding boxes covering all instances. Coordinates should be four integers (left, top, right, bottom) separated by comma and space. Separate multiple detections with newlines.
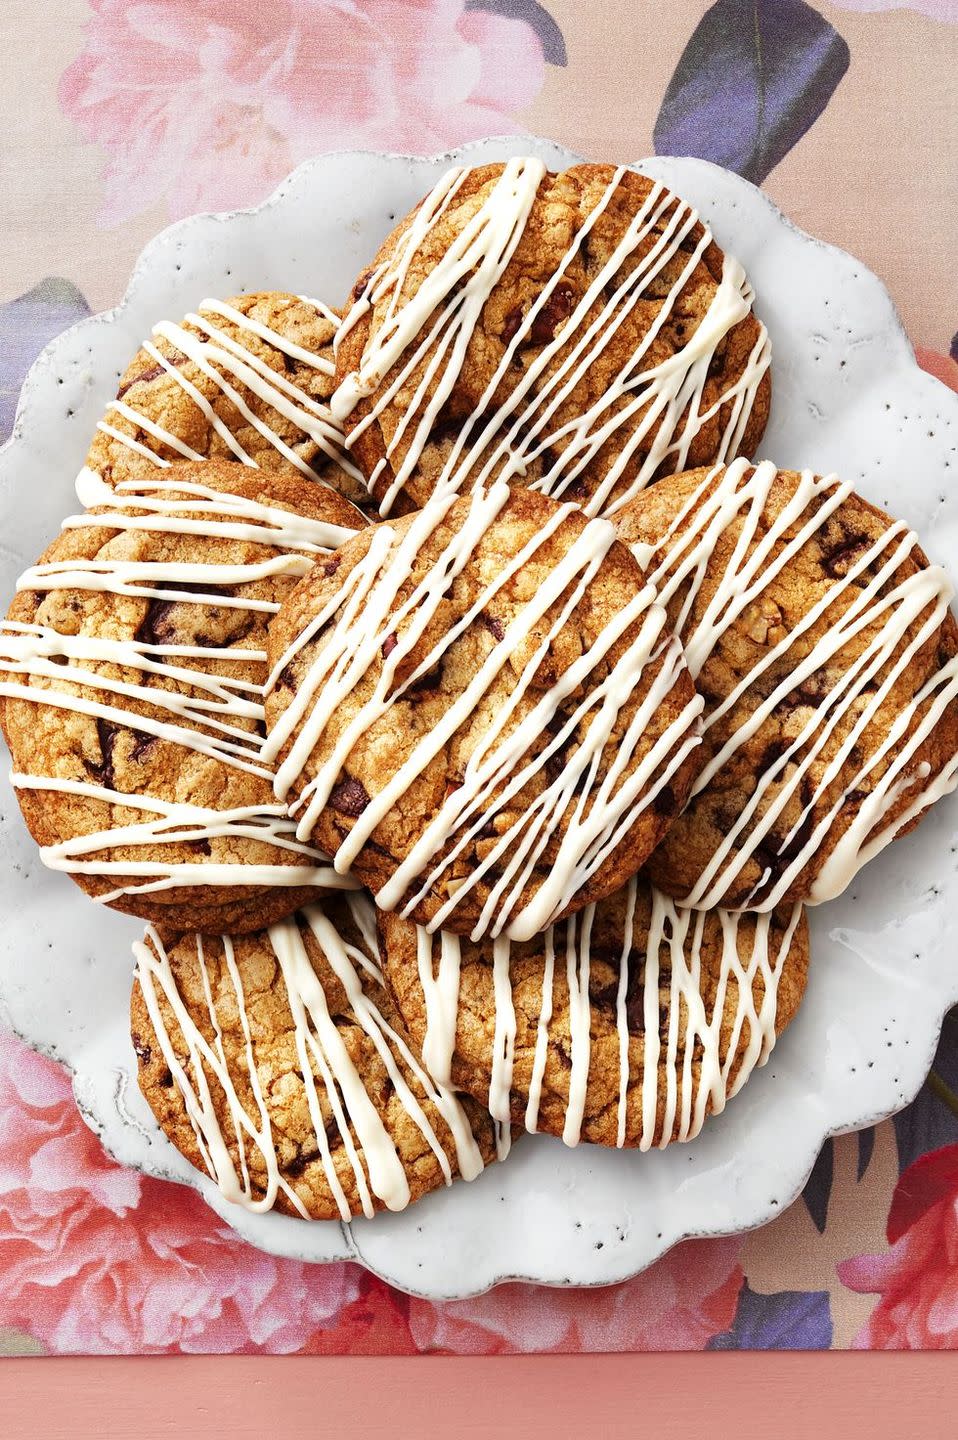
0, 475, 362, 904
263, 478, 703, 942
412, 877, 804, 1157
133, 893, 485, 1219
333, 158, 770, 518
87, 295, 364, 495
628, 458, 958, 909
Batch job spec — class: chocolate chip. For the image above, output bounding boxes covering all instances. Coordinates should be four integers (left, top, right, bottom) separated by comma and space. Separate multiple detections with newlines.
323, 556, 341, 577
159, 1067, 174, 1088
653, 783, 676, 817
503, 284, 576, 349
624, 960, 649, 1033
479, 611, 505, 643
791, 685, 824, 711
286, 1146, 320, 1177
89, 717, 119, 791
529, 284, 576, 346
502, 304, 525, 347
132, 1035, 151, 1065
759, 736, 792, 772
115, 361, 165, 399
130, 733, 158, 765
822, 533, 872, 580
329, 776, 370, 818
406, 663, 442, 694
706, 346, 727, 379
135, 581, 229, 647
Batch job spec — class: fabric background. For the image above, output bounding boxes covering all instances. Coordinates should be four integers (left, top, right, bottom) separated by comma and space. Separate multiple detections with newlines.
0, 0, 956, 1354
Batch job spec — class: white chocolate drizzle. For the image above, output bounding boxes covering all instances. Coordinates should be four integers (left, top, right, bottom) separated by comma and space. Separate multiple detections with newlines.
333, 158, 770, 518
0, 476, 362, 902
133, 893, 485, 1219
263, 478, 703, 941
628, 458, 958, 909
87, 296, 364, 495
412, 878, 803, 1158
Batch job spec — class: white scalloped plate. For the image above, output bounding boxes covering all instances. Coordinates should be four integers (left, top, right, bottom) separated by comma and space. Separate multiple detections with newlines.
1, 138, 957, 1298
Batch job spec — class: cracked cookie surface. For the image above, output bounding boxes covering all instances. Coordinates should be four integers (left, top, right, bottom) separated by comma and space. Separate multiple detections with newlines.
264, 482, 704, 940
0, 459, 365, 931
335, 160, 770, 517
379, 876, 808, 1150
132, 893, 497, 1220
614, 461, 958, 909
84, 291, 370, 510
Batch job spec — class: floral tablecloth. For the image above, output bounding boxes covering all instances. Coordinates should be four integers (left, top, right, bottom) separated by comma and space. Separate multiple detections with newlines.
1, 0, 957, 1354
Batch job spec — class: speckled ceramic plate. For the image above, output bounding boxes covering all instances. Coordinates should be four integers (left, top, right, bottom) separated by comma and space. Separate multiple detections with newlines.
1, 137, 957, 1297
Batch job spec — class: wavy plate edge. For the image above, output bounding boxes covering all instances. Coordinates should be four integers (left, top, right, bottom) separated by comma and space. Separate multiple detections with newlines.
0, 136, 955, 1296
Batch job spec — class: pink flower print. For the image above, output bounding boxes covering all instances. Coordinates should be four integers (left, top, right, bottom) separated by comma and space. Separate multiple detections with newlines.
407, 1236, 744, 1352
0, 1032, 361, 1353
838, 1145, 958, 1349
59, 0, 548, 226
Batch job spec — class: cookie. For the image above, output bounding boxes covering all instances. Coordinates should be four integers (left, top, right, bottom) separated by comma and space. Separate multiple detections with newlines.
379, 875, 808, 1152
0, 460, 366, 931
131, 893, 496, 1220
614, 459, 958, 909
333, 159, 770, 518
264, 481, 704, 941
82, 291, 370, 510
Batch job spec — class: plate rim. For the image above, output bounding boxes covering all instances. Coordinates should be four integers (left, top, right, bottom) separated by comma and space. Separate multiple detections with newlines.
1, 135, 957, 1296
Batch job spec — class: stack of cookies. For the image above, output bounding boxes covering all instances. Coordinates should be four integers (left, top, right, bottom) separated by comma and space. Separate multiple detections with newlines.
2, 159, 956, 1224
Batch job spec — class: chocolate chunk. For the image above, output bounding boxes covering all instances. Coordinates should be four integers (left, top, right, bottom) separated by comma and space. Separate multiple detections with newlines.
653, 783, 676, 817
822, 533, 872, 580
625, 972, 648, 1035
89, 717, 119, 791
134, 581, 220, 647
329, 776, 370, 818
502, 304, 524, 347
502, 283, 576, 349
116, 361, 165, 398
406, 663, 442, 694
529, 283, 576, 346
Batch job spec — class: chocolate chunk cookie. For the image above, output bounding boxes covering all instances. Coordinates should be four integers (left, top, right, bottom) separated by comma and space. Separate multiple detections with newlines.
82, 291, 370, 510
379, 875, 808, 1151
132, 893, 496, 1220
334, 159, 770, 518
0, 459, 365, 931
264, 481, 704, 941
614, 460, 958, 909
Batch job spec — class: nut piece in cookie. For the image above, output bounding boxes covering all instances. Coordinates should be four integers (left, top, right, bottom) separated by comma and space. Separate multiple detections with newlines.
614, 459, 958, 909
131, 893, 497, 1220
264, 481, 704, 941
83, 291, 372, 510
0, 459, 366, 932
379, 875, 808, 1151
333, 159, 771, 517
